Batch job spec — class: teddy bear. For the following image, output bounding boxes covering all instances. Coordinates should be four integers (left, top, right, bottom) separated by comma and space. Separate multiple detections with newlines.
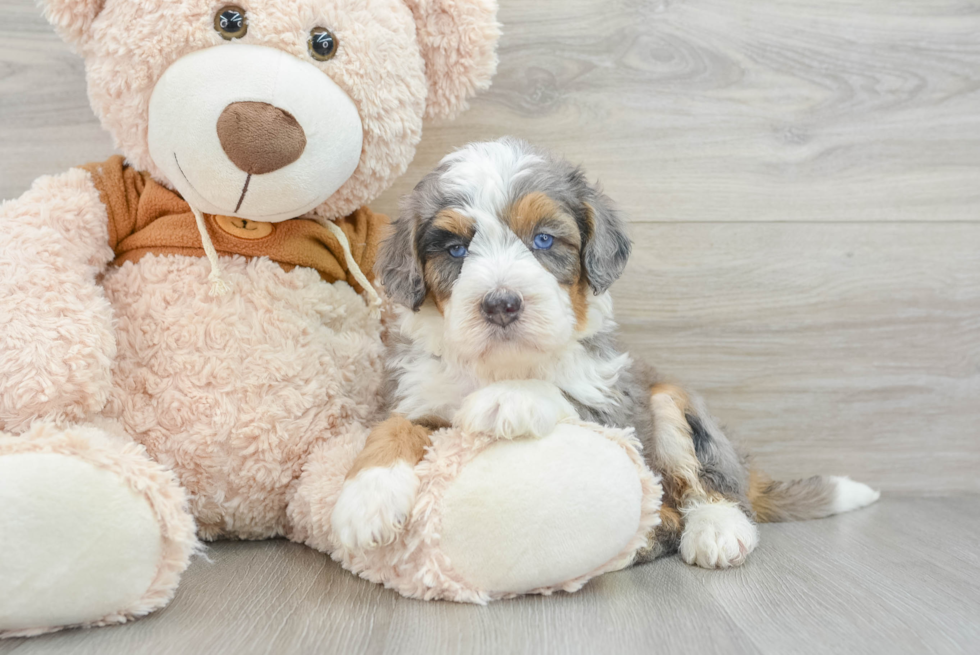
0, 0, 664, 637
0, 0, 500, 637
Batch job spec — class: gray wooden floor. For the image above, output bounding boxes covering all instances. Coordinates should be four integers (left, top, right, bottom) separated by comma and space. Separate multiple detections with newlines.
2, 496, 978, 655
2, 0, 979, 653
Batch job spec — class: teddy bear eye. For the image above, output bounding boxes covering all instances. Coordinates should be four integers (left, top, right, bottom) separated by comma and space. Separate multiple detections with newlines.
308, 27, 338, 61
214, 6, 248, 40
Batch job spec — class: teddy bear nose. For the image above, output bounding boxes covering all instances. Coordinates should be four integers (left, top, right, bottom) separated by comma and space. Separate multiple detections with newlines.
216, 101, 307, 175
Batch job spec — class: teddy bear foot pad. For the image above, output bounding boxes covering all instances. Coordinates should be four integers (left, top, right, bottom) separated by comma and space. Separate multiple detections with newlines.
439, 425, 645, 593
0, 450, 164, 637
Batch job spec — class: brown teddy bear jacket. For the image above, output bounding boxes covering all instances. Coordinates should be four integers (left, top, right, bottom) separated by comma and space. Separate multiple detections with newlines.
81, 156, 387, 294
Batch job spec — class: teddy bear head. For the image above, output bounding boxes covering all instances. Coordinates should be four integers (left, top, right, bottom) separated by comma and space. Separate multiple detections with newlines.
42, 0, 499, 222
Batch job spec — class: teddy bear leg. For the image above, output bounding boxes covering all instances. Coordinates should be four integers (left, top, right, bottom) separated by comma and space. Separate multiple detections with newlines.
0, 420, 198, 639
284, 425, 368, 554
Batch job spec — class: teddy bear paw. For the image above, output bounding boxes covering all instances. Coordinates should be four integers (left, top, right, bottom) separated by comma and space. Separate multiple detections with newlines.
454, 380, 577, 440
331, 462, 420, 551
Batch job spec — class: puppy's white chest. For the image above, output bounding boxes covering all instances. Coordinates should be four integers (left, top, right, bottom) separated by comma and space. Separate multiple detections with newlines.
393, 355, 478, 421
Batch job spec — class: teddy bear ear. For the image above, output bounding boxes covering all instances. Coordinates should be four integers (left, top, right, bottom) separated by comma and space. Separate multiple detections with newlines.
40, 0, 105, 48
403, 0, 501, 121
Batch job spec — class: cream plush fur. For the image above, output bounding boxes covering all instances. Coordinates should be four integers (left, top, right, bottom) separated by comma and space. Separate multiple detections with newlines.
1, 0, 498, 638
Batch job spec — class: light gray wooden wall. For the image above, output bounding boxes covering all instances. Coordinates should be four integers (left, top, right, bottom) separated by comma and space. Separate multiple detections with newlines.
1, 0, 978, 493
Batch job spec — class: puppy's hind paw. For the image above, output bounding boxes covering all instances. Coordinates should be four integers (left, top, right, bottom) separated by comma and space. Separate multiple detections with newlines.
680, 501, 759, 569
331, 462, 419, 551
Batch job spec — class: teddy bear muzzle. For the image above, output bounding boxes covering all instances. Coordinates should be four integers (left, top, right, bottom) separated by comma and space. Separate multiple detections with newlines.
147, 44, 363, 223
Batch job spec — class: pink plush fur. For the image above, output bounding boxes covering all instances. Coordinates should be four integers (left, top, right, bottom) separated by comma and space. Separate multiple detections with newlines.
101, 250, 385, 539
0, 169, 115, 433
39, 0, 103, 47
404, 0, 500, 120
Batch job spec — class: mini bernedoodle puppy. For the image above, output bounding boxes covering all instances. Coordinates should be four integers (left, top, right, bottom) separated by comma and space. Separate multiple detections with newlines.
332, 137, 880, 569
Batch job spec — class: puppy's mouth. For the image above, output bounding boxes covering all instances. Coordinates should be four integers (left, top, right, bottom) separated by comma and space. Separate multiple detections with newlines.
475, 310, 545, 354
482, 323, 525, 346
468, 322, 553, 377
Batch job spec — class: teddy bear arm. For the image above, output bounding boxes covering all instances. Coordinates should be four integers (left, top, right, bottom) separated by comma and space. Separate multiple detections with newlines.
0, 168, 117, 432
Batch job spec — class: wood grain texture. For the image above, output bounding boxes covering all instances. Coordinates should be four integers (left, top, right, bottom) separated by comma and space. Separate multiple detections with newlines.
618, 222, 980, 493
1, 0, 978, 495
2, 497, 978, 655
371, 0, 980, 224
4, 0, 979, 216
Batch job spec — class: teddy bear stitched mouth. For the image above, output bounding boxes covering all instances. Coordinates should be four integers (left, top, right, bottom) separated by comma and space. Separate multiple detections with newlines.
172, 152, 315, 220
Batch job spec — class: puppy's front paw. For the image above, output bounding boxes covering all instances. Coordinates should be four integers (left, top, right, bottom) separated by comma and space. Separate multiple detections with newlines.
680, 501, 759, 569
331, 462, 419, 551
454, 381, 576, 439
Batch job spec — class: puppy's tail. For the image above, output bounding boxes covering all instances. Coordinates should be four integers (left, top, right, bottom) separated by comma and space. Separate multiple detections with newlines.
748, 471, 880, 523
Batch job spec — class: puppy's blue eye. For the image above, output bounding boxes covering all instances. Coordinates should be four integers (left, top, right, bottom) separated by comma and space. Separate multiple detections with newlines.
532, 234, 554, 250
448, 244, 468, 258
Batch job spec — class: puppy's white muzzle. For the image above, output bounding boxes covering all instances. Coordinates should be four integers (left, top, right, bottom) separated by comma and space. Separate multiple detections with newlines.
148, 44, 363, 222
443, 237, 576, 374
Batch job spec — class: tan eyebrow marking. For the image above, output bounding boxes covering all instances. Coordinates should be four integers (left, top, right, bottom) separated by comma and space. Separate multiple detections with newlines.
432, 208, 476, 239
509, 193, 590, 329
508, 192, 566, 240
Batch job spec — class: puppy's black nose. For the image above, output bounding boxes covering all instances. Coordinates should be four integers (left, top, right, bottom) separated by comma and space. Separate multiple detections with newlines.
481, 289, 523, 327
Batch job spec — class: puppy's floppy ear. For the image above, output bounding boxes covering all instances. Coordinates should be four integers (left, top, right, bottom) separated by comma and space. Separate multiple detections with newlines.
41, 0, 104, 49
402, 0, 501, 121
376, 215, 427, 311
580, 184, 632, 295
